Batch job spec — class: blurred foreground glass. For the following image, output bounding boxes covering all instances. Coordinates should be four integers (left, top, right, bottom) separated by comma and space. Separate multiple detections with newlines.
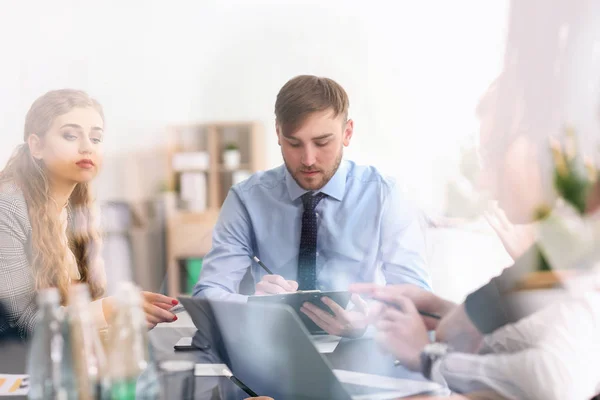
64, 283, 108, 400
27, 288, 66, 400
157, 360, 195, 400
107, 281, 158, 399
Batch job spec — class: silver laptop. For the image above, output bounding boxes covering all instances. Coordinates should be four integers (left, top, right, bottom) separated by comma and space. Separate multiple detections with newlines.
179, 296, 441, 399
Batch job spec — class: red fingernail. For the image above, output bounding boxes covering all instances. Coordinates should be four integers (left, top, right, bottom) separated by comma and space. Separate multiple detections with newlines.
173, 316, 178, 321
172, 300, 179, 305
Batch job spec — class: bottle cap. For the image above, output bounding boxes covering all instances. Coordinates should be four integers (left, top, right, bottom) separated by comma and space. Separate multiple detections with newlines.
68, 283, 91, 304
37, 287, 60, 306
115, 281, 143, 306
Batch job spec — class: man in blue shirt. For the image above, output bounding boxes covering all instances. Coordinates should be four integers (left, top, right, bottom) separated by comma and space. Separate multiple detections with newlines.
194, 75, 431, 337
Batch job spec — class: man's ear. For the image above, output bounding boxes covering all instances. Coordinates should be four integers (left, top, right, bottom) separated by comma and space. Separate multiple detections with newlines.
343, 119, 354, 147
27, 134, 44, 160
275, 122, 282, 146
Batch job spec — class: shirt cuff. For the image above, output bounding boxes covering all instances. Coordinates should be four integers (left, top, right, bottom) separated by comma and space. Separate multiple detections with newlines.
89, 298, 108, 330
430, 358, 448, 387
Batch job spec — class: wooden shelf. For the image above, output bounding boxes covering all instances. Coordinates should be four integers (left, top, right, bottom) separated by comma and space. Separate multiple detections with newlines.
165, 122, 265, 297
170, 208, 220, 222
514, 270, 578, 291
171, 121, 262, 129
217, 164, 252, 172
172, 168, 209, 173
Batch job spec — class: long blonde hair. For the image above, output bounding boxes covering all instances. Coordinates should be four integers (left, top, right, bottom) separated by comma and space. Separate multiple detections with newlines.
0, 89, 105, 303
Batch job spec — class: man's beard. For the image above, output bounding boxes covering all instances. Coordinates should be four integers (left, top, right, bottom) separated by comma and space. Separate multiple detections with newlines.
285, 148, 343, 191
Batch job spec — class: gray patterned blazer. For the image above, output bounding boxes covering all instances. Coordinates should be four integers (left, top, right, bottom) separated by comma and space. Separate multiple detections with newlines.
0, 183, 38, 338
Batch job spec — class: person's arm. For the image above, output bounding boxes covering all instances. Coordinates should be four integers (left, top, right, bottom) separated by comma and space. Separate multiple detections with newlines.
0, 195, 39, 339
464, 245, 539, 334
430, 350, 562, 399
192, 188, 255, 302
89, 299, 108, 329
437, 294, 600, 400
379, 183, 431, 290
434, 336, 591, 400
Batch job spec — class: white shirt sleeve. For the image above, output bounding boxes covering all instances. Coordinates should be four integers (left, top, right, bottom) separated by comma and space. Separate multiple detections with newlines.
433, 293, 600, 400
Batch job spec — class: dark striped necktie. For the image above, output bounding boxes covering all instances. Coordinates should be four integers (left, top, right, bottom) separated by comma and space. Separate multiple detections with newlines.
298, 191, 326, 290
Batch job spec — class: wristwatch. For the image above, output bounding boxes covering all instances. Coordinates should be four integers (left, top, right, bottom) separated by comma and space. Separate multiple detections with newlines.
420, 342, 451, 380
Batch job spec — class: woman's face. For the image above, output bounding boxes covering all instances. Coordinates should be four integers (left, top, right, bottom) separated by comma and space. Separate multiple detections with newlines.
29, 107, 104, 186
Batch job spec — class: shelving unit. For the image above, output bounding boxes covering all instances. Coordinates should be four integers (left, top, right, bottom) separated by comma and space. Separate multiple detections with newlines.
164, 122, 265, 296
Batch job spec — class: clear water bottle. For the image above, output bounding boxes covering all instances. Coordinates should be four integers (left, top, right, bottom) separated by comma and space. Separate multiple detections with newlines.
107, 282, 157, 400
63, 283, 108, 400
27, 288, 67, 400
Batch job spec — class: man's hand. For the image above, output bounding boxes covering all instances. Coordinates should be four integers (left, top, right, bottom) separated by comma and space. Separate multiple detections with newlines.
255, 275, 299, 295
371, 292, 430, 371
300, 294, 369, 338
351, 283, 483, 353
436, 303, 483, 353
350, 283, 456, 330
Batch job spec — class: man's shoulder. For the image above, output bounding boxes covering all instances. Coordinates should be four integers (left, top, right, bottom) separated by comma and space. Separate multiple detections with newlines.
345, 161, 396, 190
344, 161, 413, 208
232, 165, 286, 194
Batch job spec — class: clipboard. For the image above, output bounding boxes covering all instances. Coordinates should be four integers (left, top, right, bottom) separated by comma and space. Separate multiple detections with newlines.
248, 290, 352, 334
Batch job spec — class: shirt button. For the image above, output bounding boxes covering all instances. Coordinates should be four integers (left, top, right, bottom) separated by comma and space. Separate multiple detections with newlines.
316, 251, 319, 257
315, 213, 319, 218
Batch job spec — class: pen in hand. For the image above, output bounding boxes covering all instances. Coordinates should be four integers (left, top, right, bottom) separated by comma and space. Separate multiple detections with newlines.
222, 369, 259, 397
416, 309, 442, 320
253, 256, 274, 275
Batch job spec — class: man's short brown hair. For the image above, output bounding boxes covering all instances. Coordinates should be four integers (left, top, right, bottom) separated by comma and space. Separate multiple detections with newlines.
275, 75, 349, 136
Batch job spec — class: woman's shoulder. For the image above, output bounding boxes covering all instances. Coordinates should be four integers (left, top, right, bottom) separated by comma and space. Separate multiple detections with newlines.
0, 181, 26, 206
0, 182, 31, 228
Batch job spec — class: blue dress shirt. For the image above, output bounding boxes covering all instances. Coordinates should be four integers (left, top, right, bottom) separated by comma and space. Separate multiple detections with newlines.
193, 160, 431, 302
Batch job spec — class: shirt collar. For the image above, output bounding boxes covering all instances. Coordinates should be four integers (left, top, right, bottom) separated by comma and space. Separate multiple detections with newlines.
284, 160, 348, 202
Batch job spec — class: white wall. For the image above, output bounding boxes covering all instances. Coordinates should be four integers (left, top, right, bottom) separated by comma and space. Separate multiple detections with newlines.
0, 1, 512, 300
0, 0, 508, 214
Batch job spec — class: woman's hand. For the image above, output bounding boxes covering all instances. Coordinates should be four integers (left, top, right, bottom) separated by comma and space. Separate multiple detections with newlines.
103, 291, 179, 329
140, 291, 179, 329
485, 203, 535, 261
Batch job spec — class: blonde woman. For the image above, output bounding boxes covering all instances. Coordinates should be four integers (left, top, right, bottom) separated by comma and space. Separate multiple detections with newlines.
0, 89, 178, 338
